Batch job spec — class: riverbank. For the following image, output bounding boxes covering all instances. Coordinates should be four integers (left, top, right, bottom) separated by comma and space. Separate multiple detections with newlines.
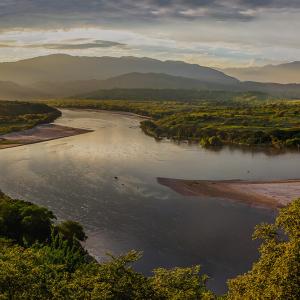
43, 99, 300, 150
0, 124, 92, 149
157, 177, 300, 208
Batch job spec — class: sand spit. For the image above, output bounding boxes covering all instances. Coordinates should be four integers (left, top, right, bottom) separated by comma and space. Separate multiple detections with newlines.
0, 124, 92, 149
157, 177, 300, 208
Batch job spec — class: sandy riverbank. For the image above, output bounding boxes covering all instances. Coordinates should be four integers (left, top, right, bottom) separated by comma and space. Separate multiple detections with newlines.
157, 177, 300, 208
0, 124, 92, 149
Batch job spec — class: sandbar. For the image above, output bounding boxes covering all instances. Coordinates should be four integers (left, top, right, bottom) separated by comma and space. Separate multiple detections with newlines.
0, 124, 92, 149
157, 177, 300, 208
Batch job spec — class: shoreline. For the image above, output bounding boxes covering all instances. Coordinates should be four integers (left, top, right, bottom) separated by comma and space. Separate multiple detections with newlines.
157, 177, 300, 208
0, 123, 93, 150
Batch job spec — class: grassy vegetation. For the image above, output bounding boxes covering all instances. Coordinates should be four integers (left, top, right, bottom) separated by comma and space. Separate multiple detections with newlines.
46, 98, 300, 149
0, 190, 299, 299
0, 101, 61, 135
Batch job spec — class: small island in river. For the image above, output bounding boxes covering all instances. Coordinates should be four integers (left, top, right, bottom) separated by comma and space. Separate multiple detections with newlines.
157, 177, 300, 208
0, 101, 92, 149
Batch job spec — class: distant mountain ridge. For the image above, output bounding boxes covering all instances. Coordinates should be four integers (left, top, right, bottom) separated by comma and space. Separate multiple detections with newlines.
0, 54, 238, 86
0, 55, 300, 100
74, 73, 300, 99
32, 72, 238, 97
1, 72, 300, 100
223, 61, 300, 84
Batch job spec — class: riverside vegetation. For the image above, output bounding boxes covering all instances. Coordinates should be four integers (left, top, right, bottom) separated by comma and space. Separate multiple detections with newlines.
0, 101, 61, 145
0, 190, 299, 299
47, 97, 300, 149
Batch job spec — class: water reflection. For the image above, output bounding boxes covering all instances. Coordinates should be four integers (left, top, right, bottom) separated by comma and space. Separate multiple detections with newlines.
0, 109, 299, 293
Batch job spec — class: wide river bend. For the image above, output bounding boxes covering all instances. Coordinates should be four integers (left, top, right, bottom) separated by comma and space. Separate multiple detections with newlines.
1, 109, 300, 293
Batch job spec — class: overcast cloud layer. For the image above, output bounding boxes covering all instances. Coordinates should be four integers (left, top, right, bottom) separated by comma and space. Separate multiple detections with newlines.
0, 0, 299, 67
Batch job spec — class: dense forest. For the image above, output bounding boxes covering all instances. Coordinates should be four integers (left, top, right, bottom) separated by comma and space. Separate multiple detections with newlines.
0, 101, 61, 135
47, 98, 300, 149
0, 190, 299, 299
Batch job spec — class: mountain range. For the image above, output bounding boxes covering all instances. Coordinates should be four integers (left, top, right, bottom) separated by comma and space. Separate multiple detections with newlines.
0, 54, 299, 100
223, 62, 300, 84
0, 54, 237, 86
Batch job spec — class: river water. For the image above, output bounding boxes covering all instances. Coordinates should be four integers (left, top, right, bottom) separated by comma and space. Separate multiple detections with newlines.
1, 109, 300, 293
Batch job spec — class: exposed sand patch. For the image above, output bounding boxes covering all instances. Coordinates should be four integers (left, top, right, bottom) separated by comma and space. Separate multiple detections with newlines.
157, 178, 300, 208
0, 124, 92, 149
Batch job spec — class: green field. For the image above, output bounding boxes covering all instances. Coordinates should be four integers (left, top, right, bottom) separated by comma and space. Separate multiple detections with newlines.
46, 98, 300, 149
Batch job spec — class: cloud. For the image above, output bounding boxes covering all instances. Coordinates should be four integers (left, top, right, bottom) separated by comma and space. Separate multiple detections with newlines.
0, 1, 298, 68
0, 39, 127, 50
0, 0, 299, 32
30, 40, 127, 50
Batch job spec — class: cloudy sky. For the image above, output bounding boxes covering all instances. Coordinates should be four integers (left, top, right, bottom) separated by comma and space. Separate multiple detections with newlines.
0, 0, 299, 67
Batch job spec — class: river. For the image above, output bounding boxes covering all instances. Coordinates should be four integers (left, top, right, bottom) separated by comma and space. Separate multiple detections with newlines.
1, 109, 300, 293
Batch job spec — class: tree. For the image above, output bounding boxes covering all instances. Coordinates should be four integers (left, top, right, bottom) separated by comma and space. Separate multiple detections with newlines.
227, 198, 300, 300
0, 198, 55, 245
56, 220, 87, 242
151, 266, 214, 300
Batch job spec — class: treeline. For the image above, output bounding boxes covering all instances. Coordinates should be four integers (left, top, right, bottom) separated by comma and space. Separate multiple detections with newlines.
77, 88, 270, 102
0, 101, 61, 135
0, 191, 299, 299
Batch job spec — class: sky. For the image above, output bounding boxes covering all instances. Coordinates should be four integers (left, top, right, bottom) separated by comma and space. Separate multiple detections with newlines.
0, 0, 299, 68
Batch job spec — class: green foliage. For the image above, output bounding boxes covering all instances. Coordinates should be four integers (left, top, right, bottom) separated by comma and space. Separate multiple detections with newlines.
56, 220, 87, 242
151, 266, 214, 299
62, 251, 153, 299
0, 197, 56, 245
0, 101, 61, 136
35, 231, 87, 272
0, 242, 215, 299
227, 199, 300, 300
0, 243, 65, 299
200, 136, 223, 148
